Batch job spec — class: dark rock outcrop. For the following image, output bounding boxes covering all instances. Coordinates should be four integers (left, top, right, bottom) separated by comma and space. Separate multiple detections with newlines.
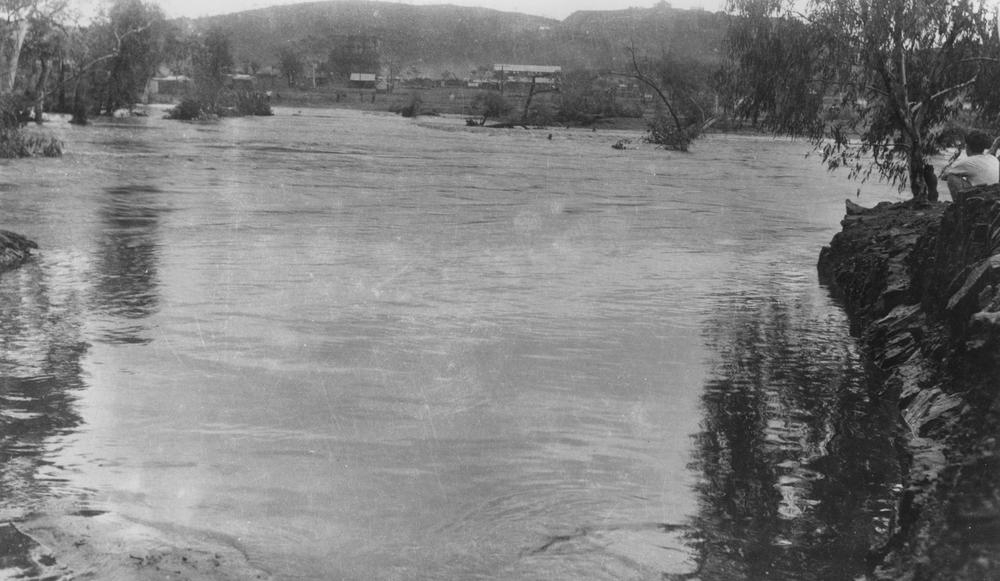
0, 229, 37, 270
818, 186, 1000, 580
0, 522, 59, 579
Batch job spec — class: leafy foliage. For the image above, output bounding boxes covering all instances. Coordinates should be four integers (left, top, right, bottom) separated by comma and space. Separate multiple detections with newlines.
0, 94, 60, 157
623, 45, 717, 151
166, 27, 272, 121
725, 0, 1000, 201
469, 91, 512, 126
645, 107, 700, 151
231, 90, 272, 116
554, 71, 643, 125
93, 0, 169, 114
166, 90, 272, 120
0, 0, 68, 95
277, 46, 303, 88
398, 92, 423, 118
166, 98, 205, 120
191, 27, 233, 110
324, 35, 381, 81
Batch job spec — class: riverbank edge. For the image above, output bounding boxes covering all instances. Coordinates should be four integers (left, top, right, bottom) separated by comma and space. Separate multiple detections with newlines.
0, 230, 37, 271
817, 186, 1000, 579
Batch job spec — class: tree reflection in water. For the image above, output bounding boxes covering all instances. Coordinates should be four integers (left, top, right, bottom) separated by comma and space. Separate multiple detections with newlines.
91, 184, 164, 344
0, 264, 87, 518
0, 181, 165, 518
689, 289, 902, 580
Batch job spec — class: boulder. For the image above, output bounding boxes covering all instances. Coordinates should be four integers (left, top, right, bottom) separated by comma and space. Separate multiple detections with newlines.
0, 229, 37, 270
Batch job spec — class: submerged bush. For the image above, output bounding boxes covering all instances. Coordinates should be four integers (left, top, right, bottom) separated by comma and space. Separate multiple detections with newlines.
644, 112, 699, 152
0, 128, 63, 158
399, 93, 423, 118
233, 90, 273, 116
0, 96, 62, 158
167, 99, 207, 120
39, 136, 63, 157
167, 90, 273, 121
470, 91, 512, 126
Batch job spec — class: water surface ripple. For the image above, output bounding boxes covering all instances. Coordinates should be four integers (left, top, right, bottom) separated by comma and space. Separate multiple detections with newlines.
0, 109, 905, 580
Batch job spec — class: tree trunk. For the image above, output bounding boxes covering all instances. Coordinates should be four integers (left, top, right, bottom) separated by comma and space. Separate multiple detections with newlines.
33, 58, 50, 123
522, 78, 536, 124
57, 59, 66, 112
70, 80, 88, 125
0, 20, 31, 95
908, 151, 929, 205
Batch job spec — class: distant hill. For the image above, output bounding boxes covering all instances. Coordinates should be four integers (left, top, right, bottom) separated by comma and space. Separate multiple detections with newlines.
187, 0, 729, 78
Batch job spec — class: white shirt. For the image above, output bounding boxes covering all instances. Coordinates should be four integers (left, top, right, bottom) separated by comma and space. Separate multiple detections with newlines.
945, 153, 1000, 186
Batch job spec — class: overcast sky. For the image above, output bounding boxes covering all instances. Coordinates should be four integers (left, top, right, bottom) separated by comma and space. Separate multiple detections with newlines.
135, 0, 727, 21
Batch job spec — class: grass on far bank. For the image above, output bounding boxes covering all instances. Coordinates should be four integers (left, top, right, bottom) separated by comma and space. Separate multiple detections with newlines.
265, 84, 655, 131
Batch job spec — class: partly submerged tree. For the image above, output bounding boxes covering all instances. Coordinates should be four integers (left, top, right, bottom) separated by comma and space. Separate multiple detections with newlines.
0, 0, 66, 155
168, 27, 271, 119
619, 42, 719, 151
725, 0, 1000, 203
191, 26, 233, 109
19, 12, 67, 122
91, 0, 168, 115
469, 91, 512, 126
277, 45, 302, 88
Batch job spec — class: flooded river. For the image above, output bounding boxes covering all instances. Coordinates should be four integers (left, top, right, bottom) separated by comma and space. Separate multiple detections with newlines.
1, 108, 905, 580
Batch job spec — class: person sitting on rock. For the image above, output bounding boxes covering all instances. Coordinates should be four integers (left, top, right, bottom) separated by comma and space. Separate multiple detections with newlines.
941, 131, 1000, 203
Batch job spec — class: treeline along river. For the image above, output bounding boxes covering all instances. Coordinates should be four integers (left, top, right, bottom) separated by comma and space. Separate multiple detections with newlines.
1, 109, 906, 580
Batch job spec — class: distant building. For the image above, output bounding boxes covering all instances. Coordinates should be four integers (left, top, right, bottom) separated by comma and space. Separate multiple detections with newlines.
146, 75, 193, 102
493, 64, 562, 75
225, 74, 257, 90
349, 73, 377, 89
492, 64, 561, 93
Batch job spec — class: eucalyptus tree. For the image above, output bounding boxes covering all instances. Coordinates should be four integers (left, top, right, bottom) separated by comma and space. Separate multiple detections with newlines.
621, 43, 720, 151
191, 26, 233, 108
725, 0, 1000, 203
0, 0, 68, 95
19, 12, 66, 121
92, 0, 169, 114
277, 46, 303, 88
470, 91, 512, 126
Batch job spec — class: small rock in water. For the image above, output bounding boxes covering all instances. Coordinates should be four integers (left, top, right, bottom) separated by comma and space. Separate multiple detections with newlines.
0, 230, 38, 270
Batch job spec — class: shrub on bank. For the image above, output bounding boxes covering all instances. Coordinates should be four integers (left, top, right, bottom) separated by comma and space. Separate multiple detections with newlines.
167, 90, 273, 121
0, 129, 63, 158
0, 95, 62, 158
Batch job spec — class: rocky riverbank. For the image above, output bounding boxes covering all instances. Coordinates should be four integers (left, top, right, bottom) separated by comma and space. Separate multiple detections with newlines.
817, 187, 1000, 580
0, 230, 37, 271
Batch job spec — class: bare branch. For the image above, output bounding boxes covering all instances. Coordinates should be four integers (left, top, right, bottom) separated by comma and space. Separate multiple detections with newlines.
927, 75, 979, 102
620, 39, 683, 132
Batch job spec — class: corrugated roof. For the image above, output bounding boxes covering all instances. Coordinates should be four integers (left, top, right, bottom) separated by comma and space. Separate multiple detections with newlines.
493, 64, 561, 74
